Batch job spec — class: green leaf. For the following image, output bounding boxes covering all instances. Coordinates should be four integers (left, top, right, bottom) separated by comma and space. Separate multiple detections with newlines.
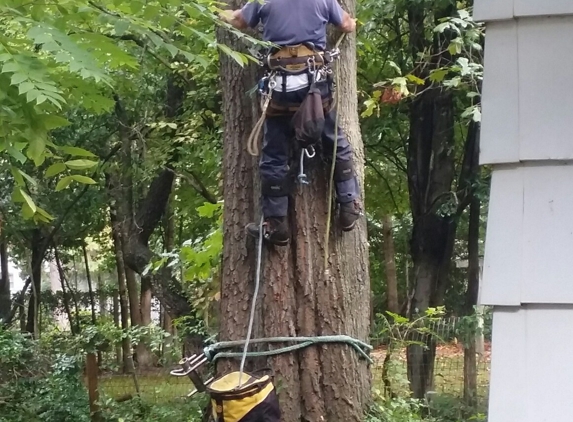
41, 115, 71, 130
11, 167, 24, 187
406, 74, 425, 85
22, 202, 35, 220
65, 159, 98, 170
7, 146, 27, 164
10, 73, 27, 85
27, 136, 46, 166
114, 19, 130, 36
70, 175, 97, 185
45, 162, 67, 177
18, 169, 37, 187
35, 206, 54, 222
18, 82, 35, 95
429, 68, 449, 83
165, 43, 179, 58
59, 146, 97, 157
18, 188, 37, 214
55, 175, 73, 191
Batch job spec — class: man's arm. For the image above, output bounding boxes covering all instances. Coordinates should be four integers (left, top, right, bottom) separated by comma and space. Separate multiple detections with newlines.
220, 9, 249, 30
339, 11, 356, 33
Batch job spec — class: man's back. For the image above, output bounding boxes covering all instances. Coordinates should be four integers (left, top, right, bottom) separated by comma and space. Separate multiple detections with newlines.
241, 0, 344, 50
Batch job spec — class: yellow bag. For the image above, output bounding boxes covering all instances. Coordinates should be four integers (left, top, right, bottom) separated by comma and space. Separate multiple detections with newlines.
207, 371, 280, 422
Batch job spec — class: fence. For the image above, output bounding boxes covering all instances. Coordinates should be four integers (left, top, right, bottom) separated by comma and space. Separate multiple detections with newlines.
95, 322, 491, 410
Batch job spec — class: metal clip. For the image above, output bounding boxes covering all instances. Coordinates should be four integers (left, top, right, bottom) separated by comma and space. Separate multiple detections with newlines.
297, 146, 316, 185
170, 354, 212, 397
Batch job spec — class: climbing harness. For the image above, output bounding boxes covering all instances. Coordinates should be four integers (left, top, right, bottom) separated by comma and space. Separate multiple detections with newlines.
246, 38, 343, 159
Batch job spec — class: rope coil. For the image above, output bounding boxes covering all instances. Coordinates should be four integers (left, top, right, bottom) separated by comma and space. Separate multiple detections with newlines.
205, 335, 373, 364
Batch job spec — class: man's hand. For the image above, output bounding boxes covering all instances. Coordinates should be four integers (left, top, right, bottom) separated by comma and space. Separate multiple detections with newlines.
219, 9, 248, 30
340, 12, 356, 33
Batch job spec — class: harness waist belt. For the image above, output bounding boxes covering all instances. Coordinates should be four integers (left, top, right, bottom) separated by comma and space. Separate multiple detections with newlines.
266, 44, 325, 72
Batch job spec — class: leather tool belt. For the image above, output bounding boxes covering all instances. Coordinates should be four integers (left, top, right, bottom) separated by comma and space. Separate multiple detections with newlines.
265, 44, 325, 73
265, 95, 333, 117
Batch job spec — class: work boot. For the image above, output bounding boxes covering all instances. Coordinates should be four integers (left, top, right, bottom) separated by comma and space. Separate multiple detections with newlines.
339, 200, 362, 231
245, 217, 289, 246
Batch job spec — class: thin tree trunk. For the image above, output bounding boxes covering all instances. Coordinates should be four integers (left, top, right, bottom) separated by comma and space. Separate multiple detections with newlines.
54, 246, 77, 334
463, 194, 481, 406
113, 287, 122, 368
0, 238, 10, 321
26, 229, 43, 337
382, 214, 399, 314
137, 275, 154, 368
83, 243, 98, 326
216, 2, 370, 419
109, 205, 134, 374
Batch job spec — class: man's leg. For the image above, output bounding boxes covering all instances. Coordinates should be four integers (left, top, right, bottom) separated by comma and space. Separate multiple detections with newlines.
322, 106, 362, 231
246, 114, 292, 246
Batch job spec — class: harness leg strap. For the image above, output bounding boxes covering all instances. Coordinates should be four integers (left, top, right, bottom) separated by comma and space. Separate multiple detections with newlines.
261, 176, 291, 197
334, 160, 355, 182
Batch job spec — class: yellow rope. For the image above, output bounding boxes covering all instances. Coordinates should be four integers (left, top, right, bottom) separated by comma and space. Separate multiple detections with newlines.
323, 33, 346, 275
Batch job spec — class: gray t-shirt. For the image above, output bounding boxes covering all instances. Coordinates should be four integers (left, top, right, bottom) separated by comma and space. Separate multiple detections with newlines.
240, 0, 344, 50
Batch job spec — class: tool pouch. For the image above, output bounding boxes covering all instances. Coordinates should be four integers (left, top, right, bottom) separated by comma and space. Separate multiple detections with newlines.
291, 82, 327, 147
207, 371, 281, 422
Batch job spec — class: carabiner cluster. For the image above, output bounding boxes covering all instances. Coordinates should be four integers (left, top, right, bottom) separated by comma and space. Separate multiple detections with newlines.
170, 353, 214, 398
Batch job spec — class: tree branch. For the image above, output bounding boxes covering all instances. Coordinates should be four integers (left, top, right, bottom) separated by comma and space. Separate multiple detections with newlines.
166, 167, 218, 204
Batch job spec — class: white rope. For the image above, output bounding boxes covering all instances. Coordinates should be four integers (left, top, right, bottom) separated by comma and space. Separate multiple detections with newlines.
238, 214, 264, 387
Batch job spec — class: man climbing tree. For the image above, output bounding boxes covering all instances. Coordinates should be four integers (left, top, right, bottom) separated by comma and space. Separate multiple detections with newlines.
221, 0, 363, 246
216, 0, 371, 421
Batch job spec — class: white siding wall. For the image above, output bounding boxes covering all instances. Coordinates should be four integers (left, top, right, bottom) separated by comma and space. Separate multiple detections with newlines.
475, 3, 573, 421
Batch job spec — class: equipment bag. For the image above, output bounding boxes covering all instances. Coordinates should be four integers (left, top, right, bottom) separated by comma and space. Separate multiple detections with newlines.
207, 371, 281, 422
291, 82, 326, 147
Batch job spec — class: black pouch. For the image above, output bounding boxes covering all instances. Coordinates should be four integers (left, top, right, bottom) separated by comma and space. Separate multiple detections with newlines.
291, 82, 326, 147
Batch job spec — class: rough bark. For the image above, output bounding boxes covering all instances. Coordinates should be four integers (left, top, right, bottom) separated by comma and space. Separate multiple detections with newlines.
26, 229, 43, 337
382, 215, 399, 314
217, 1, 370, 420
0, 239, 10, 321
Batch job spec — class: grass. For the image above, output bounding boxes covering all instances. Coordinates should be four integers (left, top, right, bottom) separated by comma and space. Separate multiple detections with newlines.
99, 373, 194, 404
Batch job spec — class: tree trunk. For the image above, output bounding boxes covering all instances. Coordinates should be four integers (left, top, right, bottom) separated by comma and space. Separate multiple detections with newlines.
0, 238, 10, 321
109, 205, 134, 373
112, 286, 122, 367
113, 85, 190, 322
83, 243, 98, 326
137, 275, 154, 368
382, 214, 399, 314
216, 2, 370, 420
405, 1, 476, 398
463, 197, 480, 406
54, 246, 77, 334
26, 229, 43, 337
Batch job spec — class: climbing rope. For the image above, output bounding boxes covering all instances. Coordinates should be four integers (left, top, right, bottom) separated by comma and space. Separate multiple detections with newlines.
247, 75, 276, 156
323, 32, 346, 275
205, 335, 373, 364
238, 214, 265, 387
